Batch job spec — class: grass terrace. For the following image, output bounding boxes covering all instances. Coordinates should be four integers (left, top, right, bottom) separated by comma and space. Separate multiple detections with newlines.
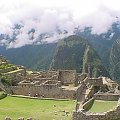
0, 64, 14, 69
7, 69, 23, 74
85, 100, 117, 113
0, 96, 76, 120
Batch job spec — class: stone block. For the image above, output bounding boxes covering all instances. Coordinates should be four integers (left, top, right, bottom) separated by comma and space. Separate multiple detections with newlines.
18, 117, 24, 120
5, 117, 11, 120
27, 118, 32, 120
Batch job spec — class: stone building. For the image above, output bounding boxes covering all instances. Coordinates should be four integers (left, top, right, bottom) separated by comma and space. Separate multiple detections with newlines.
11, 70, 104, 100
5, 69, 120, 120
72, 77, 120, 120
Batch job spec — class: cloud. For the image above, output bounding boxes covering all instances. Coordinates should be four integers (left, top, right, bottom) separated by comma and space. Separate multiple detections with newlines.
0, 0, 120, 48
79, 6, 119, 34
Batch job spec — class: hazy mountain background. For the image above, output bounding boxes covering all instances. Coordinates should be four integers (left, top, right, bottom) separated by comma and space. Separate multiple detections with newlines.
0, 0, 120, 83
0, 43, 56, 71
1, 22, 120, 82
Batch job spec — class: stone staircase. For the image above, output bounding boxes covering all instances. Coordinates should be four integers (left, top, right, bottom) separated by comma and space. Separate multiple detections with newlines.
78, 86, 88, 103
77, 83, 94, 109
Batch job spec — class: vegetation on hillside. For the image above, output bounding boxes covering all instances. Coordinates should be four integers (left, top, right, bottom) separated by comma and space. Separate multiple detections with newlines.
1, 33, 119, 81
0, 43, 57, 71
50, 35, 109, 77
50, 35, 87, 72
0, 91, 7, 100
110, 38, 120, 83
74, 23, 120, 82
82, 45, 110, 77
0, 57, 13, 86
0, 75, 12, 86
0, 64, 14, 69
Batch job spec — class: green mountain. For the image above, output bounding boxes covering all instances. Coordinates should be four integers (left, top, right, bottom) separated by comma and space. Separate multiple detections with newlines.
0, 43, 57, 71
50, 35, 110, 77
110, 38, 120, 83
75, 23, 120, 70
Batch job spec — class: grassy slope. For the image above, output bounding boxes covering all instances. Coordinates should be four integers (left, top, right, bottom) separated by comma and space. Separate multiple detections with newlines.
0, 96, 76, 120
86, 100, 117, 113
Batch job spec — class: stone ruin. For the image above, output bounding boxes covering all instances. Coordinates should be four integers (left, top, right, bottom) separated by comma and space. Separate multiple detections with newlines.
72, 97, 120, 120
11, 70, 86, 99
72, 76, 120, 120
1, 54, 120, 120
11, 70, 106, 100
3, 69, 120, 120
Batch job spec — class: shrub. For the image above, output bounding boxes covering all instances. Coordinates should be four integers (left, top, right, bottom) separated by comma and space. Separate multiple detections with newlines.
0, 92, 7, 100
1, 76, 12, 86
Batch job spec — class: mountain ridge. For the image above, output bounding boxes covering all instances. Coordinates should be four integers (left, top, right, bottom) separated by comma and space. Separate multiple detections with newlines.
50, 35, 110, 78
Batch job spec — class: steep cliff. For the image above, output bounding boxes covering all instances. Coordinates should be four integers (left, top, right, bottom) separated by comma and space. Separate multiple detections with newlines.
110, 38, 120, 83
50, 35, 109, 77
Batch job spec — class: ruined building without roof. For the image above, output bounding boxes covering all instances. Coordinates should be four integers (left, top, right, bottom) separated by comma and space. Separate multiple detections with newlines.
1, 58, 120, 120
10, 69, 120, 120
11, 70, 104, 100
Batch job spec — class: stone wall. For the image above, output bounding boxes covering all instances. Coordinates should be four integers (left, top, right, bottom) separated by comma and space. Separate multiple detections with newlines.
26, 71, 59, 82
75, 73, 88, 86
11, 86, 19, 94
12, 80, 76, 99
94, 93, 120, 101
76, 84, 84, 101
11, 81, 38, 96
46, 71, 59, 78
36, 82, 76, 99
85, 85, 95, 102
72, 106, 120, 120
35, 84, 60, 98
76, 77, 90, 102
13, 71, 90, 100
88, 78, 103, 87
35, 71, 58, 78
33, 78, 54, 84
60, 89, 76, 99
58, 70, 76, 84
72, 99, 120, 120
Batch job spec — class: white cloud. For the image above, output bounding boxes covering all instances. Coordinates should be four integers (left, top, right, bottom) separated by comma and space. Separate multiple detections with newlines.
0, 0, 120, 48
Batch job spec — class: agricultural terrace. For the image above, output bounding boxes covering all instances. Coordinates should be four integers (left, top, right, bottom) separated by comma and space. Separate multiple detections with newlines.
86, 100, 117, 113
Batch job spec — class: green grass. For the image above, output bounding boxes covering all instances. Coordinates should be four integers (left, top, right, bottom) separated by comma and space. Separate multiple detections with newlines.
86, 100, 117, 113
7, 69, 23, 74
0, 96, 76, 120
0, 64, 13, 69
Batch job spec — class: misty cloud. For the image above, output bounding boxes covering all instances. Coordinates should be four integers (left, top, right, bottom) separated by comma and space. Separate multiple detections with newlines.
0, 0, 120, 48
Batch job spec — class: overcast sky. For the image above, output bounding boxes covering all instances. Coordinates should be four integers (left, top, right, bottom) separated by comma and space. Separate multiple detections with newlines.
1, 0, 120, 48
